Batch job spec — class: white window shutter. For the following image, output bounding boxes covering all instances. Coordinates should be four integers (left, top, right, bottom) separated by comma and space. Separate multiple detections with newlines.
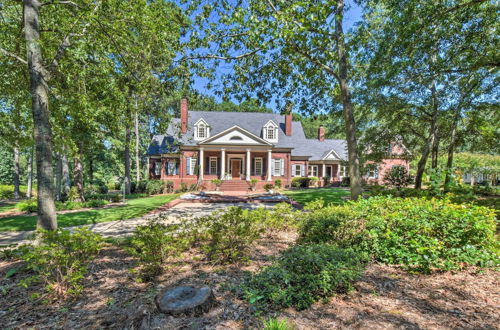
280, 159, 284, 176
301, 165, 305, 177
271, 159, 275, 176
291, 165, 296, 177
187, 157, 191, 175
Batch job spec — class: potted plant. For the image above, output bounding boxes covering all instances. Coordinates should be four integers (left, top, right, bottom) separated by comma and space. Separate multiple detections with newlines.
211, 179, 222, 191
274, 179, 282, 190
250, 178, 258, 191
263, 183, 274, 194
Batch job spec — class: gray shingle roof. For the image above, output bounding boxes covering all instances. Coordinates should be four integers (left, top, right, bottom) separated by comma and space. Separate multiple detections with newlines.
147, 111, 347, 161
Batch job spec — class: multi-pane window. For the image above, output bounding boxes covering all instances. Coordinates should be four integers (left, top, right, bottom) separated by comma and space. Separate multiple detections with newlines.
190, 158, 197, 175
367, 164, 379, 178
197, 125, 206, 139
267, 128, 275, 140
154, 161, 161, 176
308, 165, 318, 177
166, 159, 178, 175
254, 157, 263, 175
209, 157, 218, 174
274, 159, 281, 176
340, 165, 347, 177
294, 165, 302, 176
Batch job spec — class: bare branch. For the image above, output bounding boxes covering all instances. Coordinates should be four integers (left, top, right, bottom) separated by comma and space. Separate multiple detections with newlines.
0, 47, 27, 64
181, 48, 263, 61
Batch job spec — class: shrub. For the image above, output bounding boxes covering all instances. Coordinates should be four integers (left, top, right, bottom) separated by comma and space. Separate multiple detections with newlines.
175, 182, 189, 193
299, 196, 498, 272
251, 203, 297, 232
384, 165, 413, 189
145, 180, 165, 195
68, 186, 81, 202
244, 244, 366, 310
250, 178, 259, 189
20, 228, 103, 297
127, 221, 187, 280
15, 199, 38, 213
308, 176, 319, 186
323, 176, 331, 186
165, 180, 174, 193
190, 207, 263, 263
263, 318, 295, 330
84, 199, 108, 208
263, 183, 274, 192
340, 176, 350, 187
274, 179, 282, 189
0, 185, 26, 199
84, 184, 108, 197
211, 178, 222, 187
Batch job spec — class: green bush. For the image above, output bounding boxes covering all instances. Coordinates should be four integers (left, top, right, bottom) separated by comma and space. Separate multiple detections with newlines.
145, 180, 166, 195
20, 228, 103, 297
299, 196, 498, 272
84, 184, 108, 197
274, 179, 282, 189
84, 199, 108, 208
0, 185, 26, 199
291, 177, 316, 188
383, 165, 413, 189
244, 244, 366, 310
262, 202, 297, 231
189, 207, 263, 263
16, 199, 38, 212
263, 183, 274, 192
127, 221, 187, 280
340, 176, 350, 187
263, 318, 295, 330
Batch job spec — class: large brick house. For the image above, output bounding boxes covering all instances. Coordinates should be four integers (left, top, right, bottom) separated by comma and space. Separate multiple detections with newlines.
146, 98, 409, 191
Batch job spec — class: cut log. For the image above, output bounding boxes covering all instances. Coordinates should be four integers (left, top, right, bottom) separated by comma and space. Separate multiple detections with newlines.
156, 285, 215, 316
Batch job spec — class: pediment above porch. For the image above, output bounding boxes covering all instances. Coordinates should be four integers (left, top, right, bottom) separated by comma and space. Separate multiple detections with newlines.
198, 126, 273, 146
322, 149, 342, 161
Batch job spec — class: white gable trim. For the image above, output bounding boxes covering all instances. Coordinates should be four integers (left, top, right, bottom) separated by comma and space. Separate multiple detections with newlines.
199, 125, 273, 146
194, 118, 210, 141
322, 149, 342, 160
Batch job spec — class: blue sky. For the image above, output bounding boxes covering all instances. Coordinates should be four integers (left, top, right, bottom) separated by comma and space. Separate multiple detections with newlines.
191, 1, 364, 112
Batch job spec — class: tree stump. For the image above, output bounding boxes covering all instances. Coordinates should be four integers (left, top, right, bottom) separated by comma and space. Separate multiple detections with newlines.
156, 285, 215, 316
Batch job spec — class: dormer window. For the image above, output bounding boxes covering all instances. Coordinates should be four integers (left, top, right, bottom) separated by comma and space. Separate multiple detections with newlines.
194, 118, 210, 141
263, 120, 278, 143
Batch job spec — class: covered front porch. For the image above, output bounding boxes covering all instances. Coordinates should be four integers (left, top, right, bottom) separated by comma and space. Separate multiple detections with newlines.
198, 147, 281, 182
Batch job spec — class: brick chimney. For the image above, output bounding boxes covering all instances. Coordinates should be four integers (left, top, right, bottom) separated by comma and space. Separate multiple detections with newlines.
285, 113, 292, 136
318, 126, 325, 141
180, 97, 188, 134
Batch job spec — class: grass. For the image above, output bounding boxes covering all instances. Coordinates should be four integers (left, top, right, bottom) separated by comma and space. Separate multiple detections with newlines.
0, 202, 16, 213
0, 194, 180, 232
283, 187, 350, 206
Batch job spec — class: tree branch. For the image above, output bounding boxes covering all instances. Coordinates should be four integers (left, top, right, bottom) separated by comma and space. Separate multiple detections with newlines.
289, 43, 340, 81
0, 47, 27, 64
41, 1, 80, 8
181, 48, 263, 61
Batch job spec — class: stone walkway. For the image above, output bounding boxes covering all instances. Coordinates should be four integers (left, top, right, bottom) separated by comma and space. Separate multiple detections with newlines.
0, 202, 276, 246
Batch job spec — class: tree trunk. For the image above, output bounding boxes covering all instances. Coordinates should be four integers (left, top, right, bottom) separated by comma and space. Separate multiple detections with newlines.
335, 0, 362, 200
27, 147, 33, 198
88, 154, 94, 183
13, 147, 21, 200
431, 136, 439, 169
415, 77, 439, 190
73, 154, 85, 202
24, 0, 57, 230
444, 109, 460, 188
135, 110, 140, 183
124, 107, 132, 194
55, 153, 62, 201
61, 153, 70, 198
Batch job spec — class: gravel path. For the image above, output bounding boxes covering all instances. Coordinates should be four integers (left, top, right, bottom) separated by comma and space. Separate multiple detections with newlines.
0, 202, 275, 246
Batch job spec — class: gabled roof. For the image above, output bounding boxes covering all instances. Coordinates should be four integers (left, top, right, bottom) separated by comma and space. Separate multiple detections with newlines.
146, 110, 348, 161
199, 125, 273, 146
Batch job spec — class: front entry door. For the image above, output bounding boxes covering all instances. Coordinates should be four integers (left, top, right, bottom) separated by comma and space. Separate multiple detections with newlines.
231, 159, 241, 178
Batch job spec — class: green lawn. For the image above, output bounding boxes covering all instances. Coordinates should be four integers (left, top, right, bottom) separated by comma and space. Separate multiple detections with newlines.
283, 187, 350, 206
0, 194, 180, 232
0, 202, 16, 213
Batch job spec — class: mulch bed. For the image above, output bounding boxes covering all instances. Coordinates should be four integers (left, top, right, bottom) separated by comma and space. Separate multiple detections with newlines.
0, 230, 498, 329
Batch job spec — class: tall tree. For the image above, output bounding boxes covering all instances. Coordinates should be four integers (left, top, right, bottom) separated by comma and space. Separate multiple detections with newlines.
187, 0, 364, 199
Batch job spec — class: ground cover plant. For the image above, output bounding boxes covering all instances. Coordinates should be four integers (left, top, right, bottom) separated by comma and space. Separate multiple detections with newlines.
244, 244, 367, 311
0, 194, 180, 231
15, 199, 109, 213
283, 187, 350, 205
299, 196, 498, 272
17, 228, 103, 298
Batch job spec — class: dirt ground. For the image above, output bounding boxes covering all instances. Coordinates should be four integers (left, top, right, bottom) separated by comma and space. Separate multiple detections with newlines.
0, 230, 498, 330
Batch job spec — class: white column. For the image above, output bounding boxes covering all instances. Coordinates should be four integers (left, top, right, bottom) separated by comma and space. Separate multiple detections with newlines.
199, 148, 204, 181
322, 163, 326, 178
246, 149, 251, 181
220, 148, 226, 180
267, 149, 272, 181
